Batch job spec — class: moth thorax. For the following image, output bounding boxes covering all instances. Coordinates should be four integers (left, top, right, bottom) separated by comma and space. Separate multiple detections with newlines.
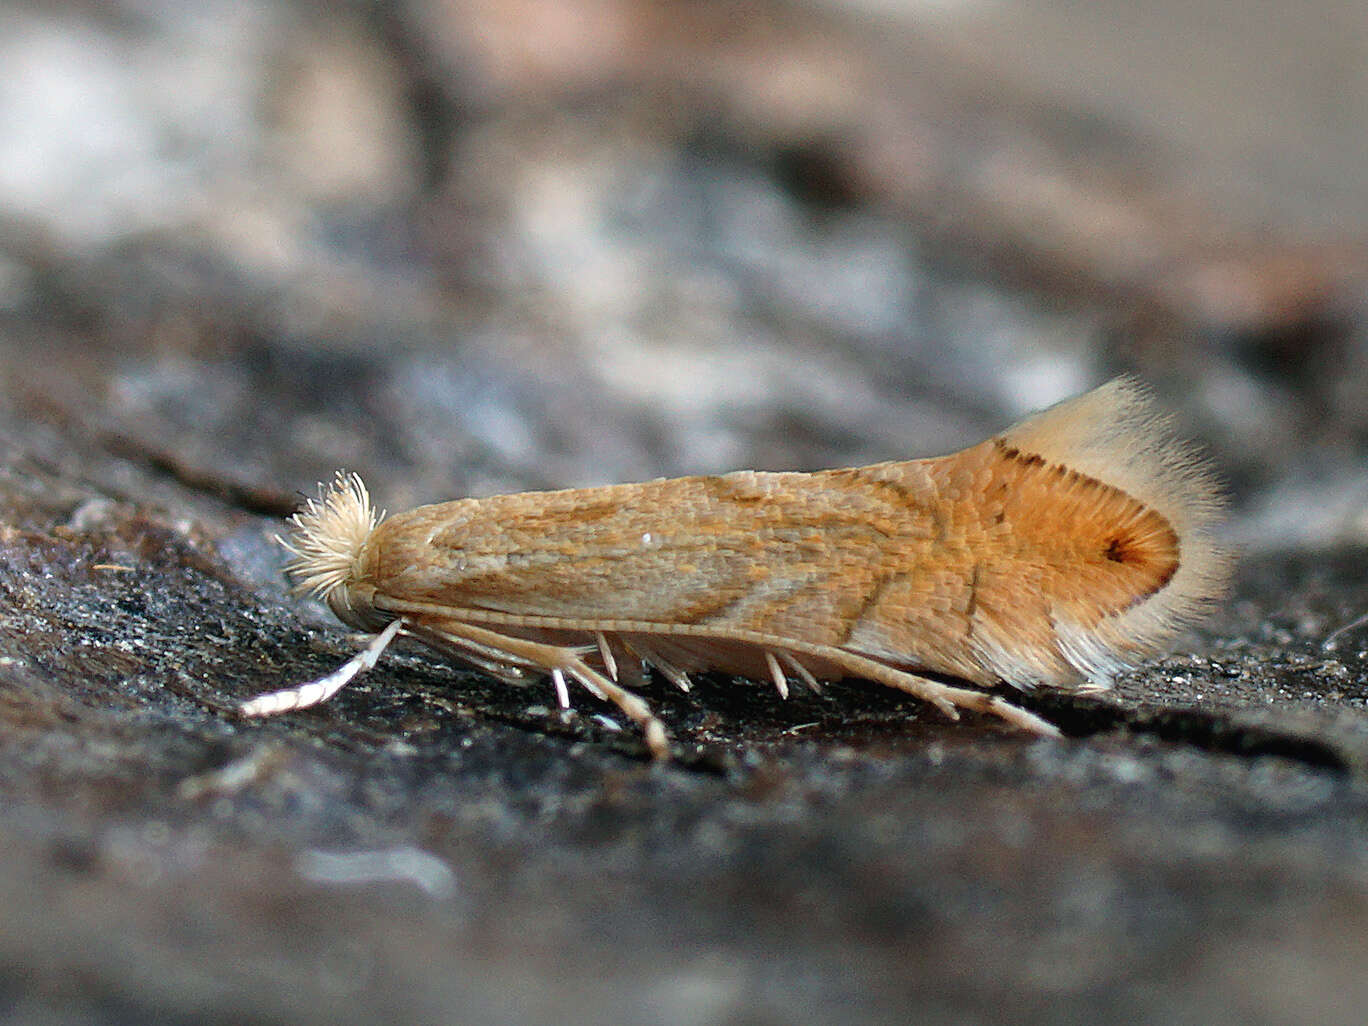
280, 472, 388, 631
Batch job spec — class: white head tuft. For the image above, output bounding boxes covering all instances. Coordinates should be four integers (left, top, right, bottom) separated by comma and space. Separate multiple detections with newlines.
279, 472, 385, 612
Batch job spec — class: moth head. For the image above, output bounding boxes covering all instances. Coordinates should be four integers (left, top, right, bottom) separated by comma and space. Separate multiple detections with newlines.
279, 471, 388, 631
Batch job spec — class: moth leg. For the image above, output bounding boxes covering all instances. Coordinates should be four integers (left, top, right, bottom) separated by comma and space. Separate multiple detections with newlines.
659, 663, 693, 693
595, 632, 619, 682
616, 641, 652, 689
832, 651, 1062, 737
562, 660, 669, 759
403, 627, 547, 688
959, 692, 1062, 736
763, 650, 790, 700
240, 618, 405, 717
628, 639, 693, 693
415, 621, 605, 700
551, 667, 572, 710
776, 650, 822, 695
414, 619, 670, 759
425, 629, 548, 676
448, 649, 538, 687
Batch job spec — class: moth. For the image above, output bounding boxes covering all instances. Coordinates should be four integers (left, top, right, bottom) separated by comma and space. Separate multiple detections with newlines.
241, 378, 1228, 758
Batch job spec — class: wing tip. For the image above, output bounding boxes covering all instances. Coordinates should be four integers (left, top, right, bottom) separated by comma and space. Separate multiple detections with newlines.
998, 377, 1232, 685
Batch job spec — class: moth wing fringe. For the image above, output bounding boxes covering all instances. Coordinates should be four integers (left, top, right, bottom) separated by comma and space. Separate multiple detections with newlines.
998, 376, 1231, 685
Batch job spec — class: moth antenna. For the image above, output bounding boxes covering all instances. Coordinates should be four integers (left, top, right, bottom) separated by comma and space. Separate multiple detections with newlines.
240, 619, 404, 717
1324, 611, 1368, 651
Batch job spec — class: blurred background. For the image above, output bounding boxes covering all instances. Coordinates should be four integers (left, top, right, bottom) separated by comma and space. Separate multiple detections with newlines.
3, 3, 1368, 1024
2, 0, 1366, 542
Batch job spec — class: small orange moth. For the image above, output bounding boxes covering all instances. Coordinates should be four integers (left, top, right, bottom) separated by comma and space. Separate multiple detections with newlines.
241, 378, 1228, 757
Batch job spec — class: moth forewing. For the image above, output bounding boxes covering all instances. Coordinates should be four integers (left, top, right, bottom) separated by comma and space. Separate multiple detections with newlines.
243, 378, 1228, 757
